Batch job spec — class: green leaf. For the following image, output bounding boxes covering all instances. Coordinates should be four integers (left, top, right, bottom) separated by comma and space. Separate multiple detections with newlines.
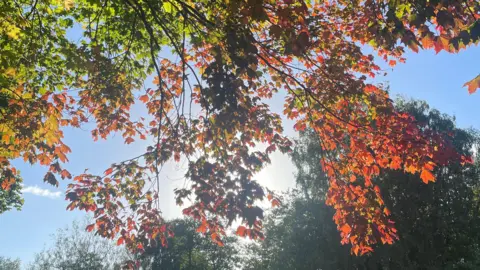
163, 2, 173, 13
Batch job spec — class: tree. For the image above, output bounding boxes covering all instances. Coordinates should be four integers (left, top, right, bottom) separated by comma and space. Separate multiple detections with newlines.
0, 256, 21, 270
1, 0, 479, 256
244, 99, 480, 269
29, 218, 132, 270
142, 218, 241, 270
0, 174, 23, 214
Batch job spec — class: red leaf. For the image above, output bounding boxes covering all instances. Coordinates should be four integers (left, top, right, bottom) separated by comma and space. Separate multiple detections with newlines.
117, 237, 124, 245
86, 224, 95, 232
104, 167, 114, 175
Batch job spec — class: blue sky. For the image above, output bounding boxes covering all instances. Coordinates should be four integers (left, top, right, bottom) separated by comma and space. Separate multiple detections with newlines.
0, 45, 479, 265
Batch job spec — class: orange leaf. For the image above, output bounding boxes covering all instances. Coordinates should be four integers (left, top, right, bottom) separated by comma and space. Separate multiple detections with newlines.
236, 226, 247, 237
434, 36, 449, 54
196, 221, 207, 233
60, 169, 72, 179
421, 35, 434, 49
463, 74, 480, 94
139, 94, 149, 103
340, 223, 351, 234
420, 169, 435, 184
2, 134, 10, 143
1, 177, 15, 190
352, 245, 360, 256
271, 198, 281, 207
125, 137, 134, 144
105, 167, 114, 175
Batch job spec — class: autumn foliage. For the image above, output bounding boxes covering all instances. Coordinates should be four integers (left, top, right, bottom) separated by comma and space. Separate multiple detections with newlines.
0, 0, 479, 259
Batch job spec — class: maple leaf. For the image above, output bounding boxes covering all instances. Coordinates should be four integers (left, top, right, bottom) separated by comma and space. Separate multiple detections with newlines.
271, 198, 281, 207
340, 223, 351, 234
463, 74, 480, 94
86, 224, 95, 232
63, 0, 74, 10
60, 169, 72, 179
43, 172, 59, 187
236, 226, 247, 237
420, 169, 435, 184
104, 167, 114, 175
1, 177, 15, 191
196, 222, 207, 234
117, 237, 124, 245
434, 37, 449, 54
421, 35, 435, 49
139, 95, 149, 103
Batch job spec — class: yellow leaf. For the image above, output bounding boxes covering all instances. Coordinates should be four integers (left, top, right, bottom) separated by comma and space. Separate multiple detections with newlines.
6, 24, 21, 40
47, 115, 59, 129
64, 0, 74, 10
4, 68, 16, 77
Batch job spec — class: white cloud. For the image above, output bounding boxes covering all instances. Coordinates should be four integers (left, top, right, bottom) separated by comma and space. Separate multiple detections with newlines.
22, 185, 62, 199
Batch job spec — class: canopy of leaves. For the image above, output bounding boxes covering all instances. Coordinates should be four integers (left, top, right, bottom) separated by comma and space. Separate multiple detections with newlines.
0, 0, 478, 257
244, 99, 480, 269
